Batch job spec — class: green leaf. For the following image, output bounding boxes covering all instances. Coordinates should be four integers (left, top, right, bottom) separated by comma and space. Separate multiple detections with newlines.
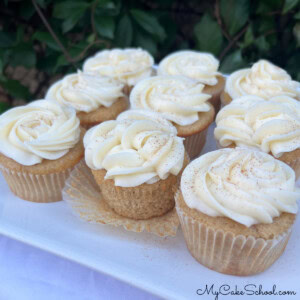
53, 1, 89, 19
1, 79, 31, 100
10, 44, 36, 68
255, 36, 270, 52
0, 102, 11, 113
134, 31, 157, 56
36, 0, 47, 9
53, 1, 90, 33
220, 50, 245, 73
220, 0, 249, 36
36, 53, 58, 74
0, 32, 15, 48
32, 31, 61, 51
295, 11, 300, 19
130, 9, 166, 42
62, 12, 83, 33
194, 14, 223, 56
283, 0, 299, 13
19, 2, 36, 20
0, 57, 3, 75
157, 14, 177, 54
115, 15, 132, 47
243, 26, 254, 48
258, 17, 275, 34
293, 23, 300, 46
286, 53, 300, 79
87, 33, 96, 44
16, 27, 24, 44
95, 0, 121, 16
54, 55, 69, 72
256, 0, 282, 13
94, 16, 115, 39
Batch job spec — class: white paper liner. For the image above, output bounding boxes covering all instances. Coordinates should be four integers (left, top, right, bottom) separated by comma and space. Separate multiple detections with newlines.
0, 164, 72, 203
175, 191, 292, 276
62, 161, 180, 237
183, 128, 207, 159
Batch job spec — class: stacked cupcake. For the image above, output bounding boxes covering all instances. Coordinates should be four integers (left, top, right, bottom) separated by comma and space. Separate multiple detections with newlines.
0, 47, 299, 277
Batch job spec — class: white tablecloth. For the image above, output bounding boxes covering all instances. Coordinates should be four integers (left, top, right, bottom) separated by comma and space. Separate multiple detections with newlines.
0, 235, 160, 300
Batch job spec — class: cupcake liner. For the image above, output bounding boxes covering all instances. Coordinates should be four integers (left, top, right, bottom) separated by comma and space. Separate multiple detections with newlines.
183, 128, 207, 159
0, 164, 73, 203
62, 161, 180, 237
175, 191, 292, 276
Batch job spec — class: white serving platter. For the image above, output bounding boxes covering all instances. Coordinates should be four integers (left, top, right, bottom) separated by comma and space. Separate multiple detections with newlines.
0, 124, 299, 300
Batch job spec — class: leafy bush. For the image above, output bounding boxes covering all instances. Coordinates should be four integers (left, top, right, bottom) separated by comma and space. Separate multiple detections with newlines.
0, 0, 299, 112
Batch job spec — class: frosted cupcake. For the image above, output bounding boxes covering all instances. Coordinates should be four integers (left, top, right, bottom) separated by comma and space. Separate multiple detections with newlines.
222, 59, 300, 105
130, 75, 214, 158
176, 148, 299, 276
45, 71, 128, 128
84, 110, 187, 220
0, 100, 84, 202
83, 48, 154, 95
214, 95, 300, 177
158, 50, 225, 112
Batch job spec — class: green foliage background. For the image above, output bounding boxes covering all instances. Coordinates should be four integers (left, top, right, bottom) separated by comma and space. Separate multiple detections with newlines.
0, 0, 300, 112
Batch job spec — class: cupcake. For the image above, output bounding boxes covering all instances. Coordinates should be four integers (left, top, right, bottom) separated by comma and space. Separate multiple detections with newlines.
222, 59, 300, 105
214, 95, 300, 177
83, 48, 154, 95
84, 110, 187, 220
157, 50, 225, 112
0, 100, 84, 202
176, 148, 299, 276
130, 75, 215, 158
45, 71, 128, 128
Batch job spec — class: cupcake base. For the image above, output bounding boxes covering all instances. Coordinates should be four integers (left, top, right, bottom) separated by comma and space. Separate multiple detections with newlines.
91, 152, 189, 220
203, 76, 225, 113
278, 148, 300, 179
175, 190, 295, 276
0, 128, 85, 203
92, 168, 177, 220
174, 103, 215, 159
63, 160, 180, 237
77, 96, 129, 128
220, 91, 233, 106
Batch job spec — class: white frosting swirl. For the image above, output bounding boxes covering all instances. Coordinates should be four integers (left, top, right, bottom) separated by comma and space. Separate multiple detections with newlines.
84, 111, 184, 187
0, 100, 80, 166
83, 48, 154, 86
225, 60, 300, 100
130, 75, 212, 126
158, 51, 220, 86
46, 71, 125, 113
181, 148, 299, 227
215, 95, 300, 158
